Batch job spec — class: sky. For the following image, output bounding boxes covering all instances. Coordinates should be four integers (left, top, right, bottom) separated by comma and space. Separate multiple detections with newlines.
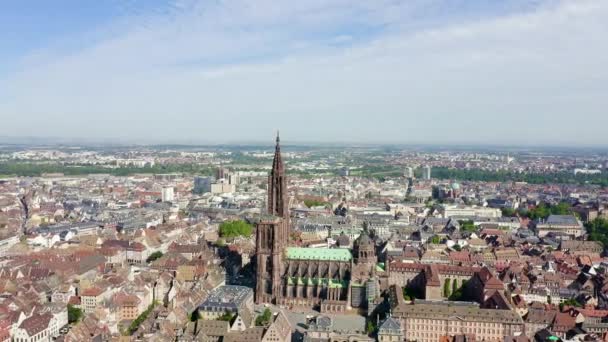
0, 0, 607, 146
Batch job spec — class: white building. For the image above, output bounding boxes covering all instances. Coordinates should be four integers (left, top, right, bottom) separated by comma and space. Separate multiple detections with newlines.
423, 166, 432, 180
0, 235, 19, 257
48, 306, 68, 338
13, 313, 53, 342
536, 215, 583, 238
211, 181, 236, 194
442, 205, 502, 219
574, 168, 601, 175
404, 167, 414, 178
161, 186, 175, 202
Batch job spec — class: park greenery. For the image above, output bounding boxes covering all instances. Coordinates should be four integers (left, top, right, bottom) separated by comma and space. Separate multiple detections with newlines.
500, 203, 573, 220
219, 220, 253, 238
429, 167, 608, 187
0, 161, 214, 177
255, 308, 272, 326
303, 199, 329, 208
68, 304, 83, 324
522, 202, 572, 220
586, 218, 608, 247
458, 220, 476, 232
127, 302, 157, 335
146, 251, 164, 263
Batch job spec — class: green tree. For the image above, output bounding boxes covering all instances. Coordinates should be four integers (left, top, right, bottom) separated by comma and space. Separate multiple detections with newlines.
586, 218, 608, 247
127, 302, 157, 335
501, 208, 517, 217
523, 202, 573, 220
366, 321, 376, 334
449, 280, 467, 301
430, 235, 441, 244
255, 308, 272, 326
218, 312, 235, 322
458, 220, 476, 232
68, 304, 83, 324
219, 220, 253, 238
146, 251, 163, 263
443, 279, 451, 298
452, 278, 458, 294
560, 298, 582, 311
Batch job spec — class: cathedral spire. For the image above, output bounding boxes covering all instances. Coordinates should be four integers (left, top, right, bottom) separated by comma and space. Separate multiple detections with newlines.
268, 132, 287, 218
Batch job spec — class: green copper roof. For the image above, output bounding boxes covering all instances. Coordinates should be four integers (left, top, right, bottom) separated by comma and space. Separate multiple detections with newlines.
286, 277, 349, 288
286, 247, 352, 261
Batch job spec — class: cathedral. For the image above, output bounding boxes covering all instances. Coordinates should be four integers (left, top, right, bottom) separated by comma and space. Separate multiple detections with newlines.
255, 134, 378, 312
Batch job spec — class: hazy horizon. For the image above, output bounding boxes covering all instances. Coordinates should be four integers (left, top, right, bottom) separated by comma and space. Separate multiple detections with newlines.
1, 0, 607, 146
2, 135, 608, 152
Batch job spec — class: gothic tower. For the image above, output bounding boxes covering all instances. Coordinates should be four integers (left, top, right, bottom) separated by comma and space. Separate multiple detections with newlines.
267, 133, 289, 220
255, 133, 289, 304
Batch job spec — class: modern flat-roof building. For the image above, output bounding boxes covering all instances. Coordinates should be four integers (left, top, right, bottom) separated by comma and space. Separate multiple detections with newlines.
198, 285, 254, 320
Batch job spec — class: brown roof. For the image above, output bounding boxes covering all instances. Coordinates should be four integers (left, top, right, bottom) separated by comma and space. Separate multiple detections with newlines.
425, 264, 441, 286
477, 268, 504, 290
68, 296, 81, 305
198, 320, 229, 337
81, 286, 104, 297
553, 311, 577, 332
19, 313, 52, 336
224, 327, 265, 342
525, 309, 556, 325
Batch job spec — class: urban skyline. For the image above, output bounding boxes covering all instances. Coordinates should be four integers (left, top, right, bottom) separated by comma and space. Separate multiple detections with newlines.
2, 1, 608, 341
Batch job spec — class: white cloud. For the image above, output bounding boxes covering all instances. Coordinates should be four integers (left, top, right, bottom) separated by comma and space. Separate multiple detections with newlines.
1, 0, 607, 145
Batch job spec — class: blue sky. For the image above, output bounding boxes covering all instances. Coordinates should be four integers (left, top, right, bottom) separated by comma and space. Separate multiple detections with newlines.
1, 0, 607, 145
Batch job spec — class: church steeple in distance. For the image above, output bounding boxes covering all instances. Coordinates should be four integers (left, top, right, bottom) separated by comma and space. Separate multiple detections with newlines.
268, 131, 288, 219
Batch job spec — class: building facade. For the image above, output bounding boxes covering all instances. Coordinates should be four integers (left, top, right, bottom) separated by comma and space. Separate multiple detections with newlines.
390, 298, 524, 342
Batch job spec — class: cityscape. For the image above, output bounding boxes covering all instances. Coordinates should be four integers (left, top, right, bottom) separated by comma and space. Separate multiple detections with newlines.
0, 135, 608, 341
2, 1, 608, 342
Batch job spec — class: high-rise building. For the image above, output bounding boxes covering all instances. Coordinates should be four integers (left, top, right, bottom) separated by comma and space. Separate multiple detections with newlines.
161, 186, 174, 202
193, 176, 213, 194
228, 173, 240, 185
216, 166, 230, 180
404, 167, 414, 178
423, 165, 432, 180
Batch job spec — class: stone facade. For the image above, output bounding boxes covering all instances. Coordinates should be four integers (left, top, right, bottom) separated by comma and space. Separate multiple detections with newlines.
255, 134, 376, 311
